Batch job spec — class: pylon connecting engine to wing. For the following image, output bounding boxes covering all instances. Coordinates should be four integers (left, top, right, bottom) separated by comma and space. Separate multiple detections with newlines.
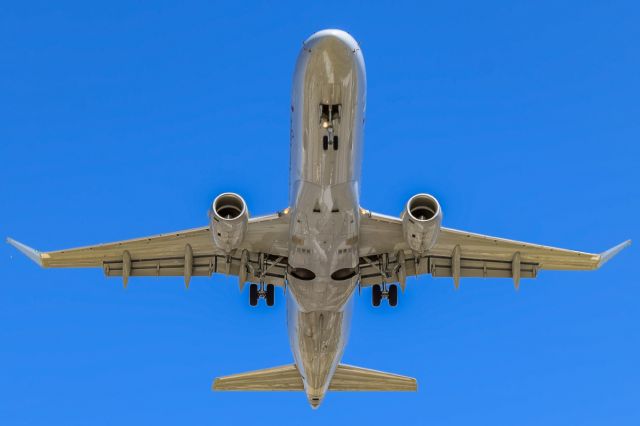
401, 193, 442, 253
208, 192, 249, 253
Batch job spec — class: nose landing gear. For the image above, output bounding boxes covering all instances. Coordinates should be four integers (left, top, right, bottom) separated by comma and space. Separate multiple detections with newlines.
322, 135, 339, 151
372, 283, 398, 307
320, 103, 340, 151
249, 283, 275, 307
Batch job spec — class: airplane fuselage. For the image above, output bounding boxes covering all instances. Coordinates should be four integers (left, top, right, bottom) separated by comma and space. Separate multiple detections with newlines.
286, 30, 366, 407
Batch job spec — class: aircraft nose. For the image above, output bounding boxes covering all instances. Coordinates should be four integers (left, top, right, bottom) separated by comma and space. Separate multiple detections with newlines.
303, 29, 360, 54
299, 29, 364, 91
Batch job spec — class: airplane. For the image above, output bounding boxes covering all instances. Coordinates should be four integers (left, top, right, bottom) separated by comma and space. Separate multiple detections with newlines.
7, 29, 631, 409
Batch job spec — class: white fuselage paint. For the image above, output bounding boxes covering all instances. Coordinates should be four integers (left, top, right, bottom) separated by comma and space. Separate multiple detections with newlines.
286, 29, 366, 408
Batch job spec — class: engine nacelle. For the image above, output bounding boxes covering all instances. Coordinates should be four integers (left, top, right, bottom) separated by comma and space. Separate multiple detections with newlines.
401, 193, 442, 253
208, 192, 249, 253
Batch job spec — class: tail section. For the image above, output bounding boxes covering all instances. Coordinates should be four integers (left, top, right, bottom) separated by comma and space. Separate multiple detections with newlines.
212, 363, 417, 404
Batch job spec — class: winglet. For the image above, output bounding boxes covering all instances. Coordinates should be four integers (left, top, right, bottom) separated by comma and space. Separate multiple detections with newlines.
598, 240, 631, 269
6, 238, 43, 266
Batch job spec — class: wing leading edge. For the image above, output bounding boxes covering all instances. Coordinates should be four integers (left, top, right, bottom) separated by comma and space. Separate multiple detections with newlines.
7, 211, 290, 288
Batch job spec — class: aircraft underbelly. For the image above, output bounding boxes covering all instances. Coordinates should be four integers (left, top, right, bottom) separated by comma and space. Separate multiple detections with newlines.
286, 30, 366, 406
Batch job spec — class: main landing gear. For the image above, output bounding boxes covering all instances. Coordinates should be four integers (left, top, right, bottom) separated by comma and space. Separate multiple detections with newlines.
249, 283, 275, 307
372, 283, 398, 307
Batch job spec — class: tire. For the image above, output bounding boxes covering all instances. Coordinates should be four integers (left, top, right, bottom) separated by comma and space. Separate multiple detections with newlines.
266, 284, 275, 307
322, 135, 329, 150
372, 284, 382, 307
249, 283, 259, 306
388, 284, 398, 307
333, 136, 339, 150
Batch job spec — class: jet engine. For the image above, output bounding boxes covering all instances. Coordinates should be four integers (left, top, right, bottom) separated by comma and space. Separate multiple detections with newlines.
401, 193, 442, 253
208, 192, 249, 253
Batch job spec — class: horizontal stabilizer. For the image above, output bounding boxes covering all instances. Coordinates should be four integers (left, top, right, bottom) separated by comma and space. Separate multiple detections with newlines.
212, 363, 416, 392
213, 364, 303, 391
329, 364, 417, 391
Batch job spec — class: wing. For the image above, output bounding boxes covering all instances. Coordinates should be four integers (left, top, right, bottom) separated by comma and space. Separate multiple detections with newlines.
359, 209, 631, 289
7, 211, 291, 289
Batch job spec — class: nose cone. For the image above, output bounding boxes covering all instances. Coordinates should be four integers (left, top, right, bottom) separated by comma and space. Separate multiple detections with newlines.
299, 29, 365, 87
303, 29, 360, 53
294, 30, 366, 100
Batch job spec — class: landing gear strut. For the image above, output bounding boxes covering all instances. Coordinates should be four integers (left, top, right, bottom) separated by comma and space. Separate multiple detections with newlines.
249, 283, 275, 307
371, 283, 398, 307
320, 103, 341, 151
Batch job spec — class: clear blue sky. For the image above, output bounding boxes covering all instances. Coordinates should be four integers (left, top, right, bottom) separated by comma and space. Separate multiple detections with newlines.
1, 1, 638, 424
